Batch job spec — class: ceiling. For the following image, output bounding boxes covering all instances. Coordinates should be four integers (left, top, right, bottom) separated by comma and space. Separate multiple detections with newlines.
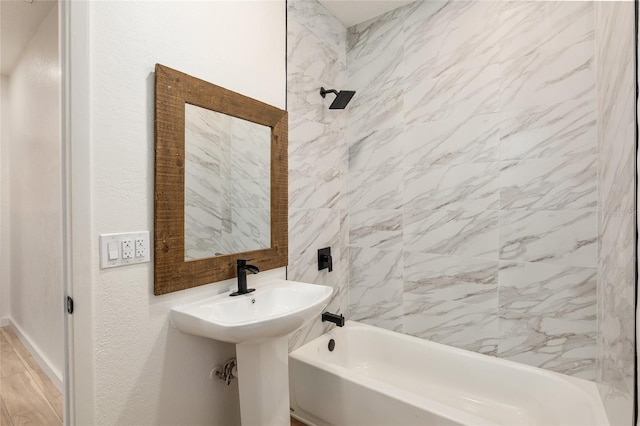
318, 0, 415, 27
1, 0, 56, 75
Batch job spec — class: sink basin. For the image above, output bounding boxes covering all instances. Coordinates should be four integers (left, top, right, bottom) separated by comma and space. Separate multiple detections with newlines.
170, 278, 333, 344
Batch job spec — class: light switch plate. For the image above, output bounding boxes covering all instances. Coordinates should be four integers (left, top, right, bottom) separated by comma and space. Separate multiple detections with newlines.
100, 231, 151, 269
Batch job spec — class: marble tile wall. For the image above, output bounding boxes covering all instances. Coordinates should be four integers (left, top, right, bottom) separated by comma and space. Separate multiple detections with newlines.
347, 1, 600, 379
287, 0, 350, 350
594, 2, 636, 425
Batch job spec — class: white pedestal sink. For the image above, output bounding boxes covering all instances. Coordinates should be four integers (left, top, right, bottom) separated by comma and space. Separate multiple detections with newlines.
170, 279, 333, 426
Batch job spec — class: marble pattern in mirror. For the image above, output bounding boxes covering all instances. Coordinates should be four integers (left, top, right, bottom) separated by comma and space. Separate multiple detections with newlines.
184, 104, 271, 260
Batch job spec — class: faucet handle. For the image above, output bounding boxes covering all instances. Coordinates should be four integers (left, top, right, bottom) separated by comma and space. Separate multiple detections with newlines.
237, 258, 259, 274
318, 247, 333, 272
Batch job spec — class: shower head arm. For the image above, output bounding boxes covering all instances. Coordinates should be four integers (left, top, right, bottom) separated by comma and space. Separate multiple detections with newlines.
319, 87, 356, 109
320, 87, 339, 99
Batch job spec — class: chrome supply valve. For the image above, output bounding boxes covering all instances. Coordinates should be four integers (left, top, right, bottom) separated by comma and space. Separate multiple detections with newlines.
211, 358, 238, 385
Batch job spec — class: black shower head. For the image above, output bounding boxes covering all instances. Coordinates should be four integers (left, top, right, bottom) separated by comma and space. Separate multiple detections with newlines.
320, 87, 356, 109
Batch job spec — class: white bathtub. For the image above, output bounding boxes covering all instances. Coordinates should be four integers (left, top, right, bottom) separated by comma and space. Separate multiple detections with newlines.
289, 321, 609, 426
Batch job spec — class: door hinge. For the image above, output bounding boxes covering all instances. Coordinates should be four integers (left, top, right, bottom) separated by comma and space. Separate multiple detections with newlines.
67, 296, 74, 314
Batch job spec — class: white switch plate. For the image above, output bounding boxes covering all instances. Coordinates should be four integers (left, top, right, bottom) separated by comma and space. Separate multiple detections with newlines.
100, 231, 151, 269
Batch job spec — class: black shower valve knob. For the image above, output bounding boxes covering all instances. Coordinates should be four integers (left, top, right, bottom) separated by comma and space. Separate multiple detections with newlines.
318, 247, 333, 272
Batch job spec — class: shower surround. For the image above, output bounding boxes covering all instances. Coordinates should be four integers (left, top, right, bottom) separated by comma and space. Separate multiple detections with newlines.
287, 1, 635, 423
347, 0, 598, 380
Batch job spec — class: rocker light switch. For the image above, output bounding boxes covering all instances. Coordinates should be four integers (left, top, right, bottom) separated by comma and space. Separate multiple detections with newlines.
107, 241, 119, 260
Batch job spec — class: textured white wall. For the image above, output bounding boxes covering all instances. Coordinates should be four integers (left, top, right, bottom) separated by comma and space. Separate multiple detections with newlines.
0, 75, 10, 322
82, 1, 286, 424
5, 6, 63, 379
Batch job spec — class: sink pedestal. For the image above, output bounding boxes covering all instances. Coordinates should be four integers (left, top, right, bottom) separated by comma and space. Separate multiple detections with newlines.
236, 337, 290, 426
170, 279, 333, 425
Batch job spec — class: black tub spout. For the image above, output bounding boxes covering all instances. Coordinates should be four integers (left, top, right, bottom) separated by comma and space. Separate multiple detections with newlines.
322, 312, 345, 327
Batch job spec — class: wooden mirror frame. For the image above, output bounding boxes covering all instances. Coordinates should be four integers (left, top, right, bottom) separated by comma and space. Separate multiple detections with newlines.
154, 64, 288, 295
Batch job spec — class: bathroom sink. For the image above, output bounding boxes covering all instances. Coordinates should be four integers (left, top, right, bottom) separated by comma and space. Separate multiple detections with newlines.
170, 279, 333, 344
172, 278, 333, 425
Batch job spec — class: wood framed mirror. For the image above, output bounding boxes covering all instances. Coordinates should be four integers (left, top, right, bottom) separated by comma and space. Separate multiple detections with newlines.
154, 64, 287, 295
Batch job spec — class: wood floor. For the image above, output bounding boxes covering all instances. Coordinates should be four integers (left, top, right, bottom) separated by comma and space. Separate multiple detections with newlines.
0, 327, 62, 426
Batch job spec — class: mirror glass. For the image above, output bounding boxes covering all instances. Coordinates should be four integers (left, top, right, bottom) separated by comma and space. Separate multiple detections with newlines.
184, 103, 271, 261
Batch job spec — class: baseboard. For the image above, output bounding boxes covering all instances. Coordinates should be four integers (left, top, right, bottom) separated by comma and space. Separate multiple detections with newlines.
0, 317, 9, 327
6, 318, 63, 393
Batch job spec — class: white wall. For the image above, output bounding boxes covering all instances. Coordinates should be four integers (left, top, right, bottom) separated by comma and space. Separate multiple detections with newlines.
5, 5, 63, 380
0, 74, 10, 322
71, 2, 285, 424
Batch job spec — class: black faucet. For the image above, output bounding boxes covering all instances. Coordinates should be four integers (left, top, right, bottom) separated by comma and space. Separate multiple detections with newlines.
322, 312, 345, 327
230, 259, 259, 296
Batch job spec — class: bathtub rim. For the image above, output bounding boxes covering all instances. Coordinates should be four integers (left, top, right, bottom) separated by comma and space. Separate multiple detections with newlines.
289, 320, 609, 426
